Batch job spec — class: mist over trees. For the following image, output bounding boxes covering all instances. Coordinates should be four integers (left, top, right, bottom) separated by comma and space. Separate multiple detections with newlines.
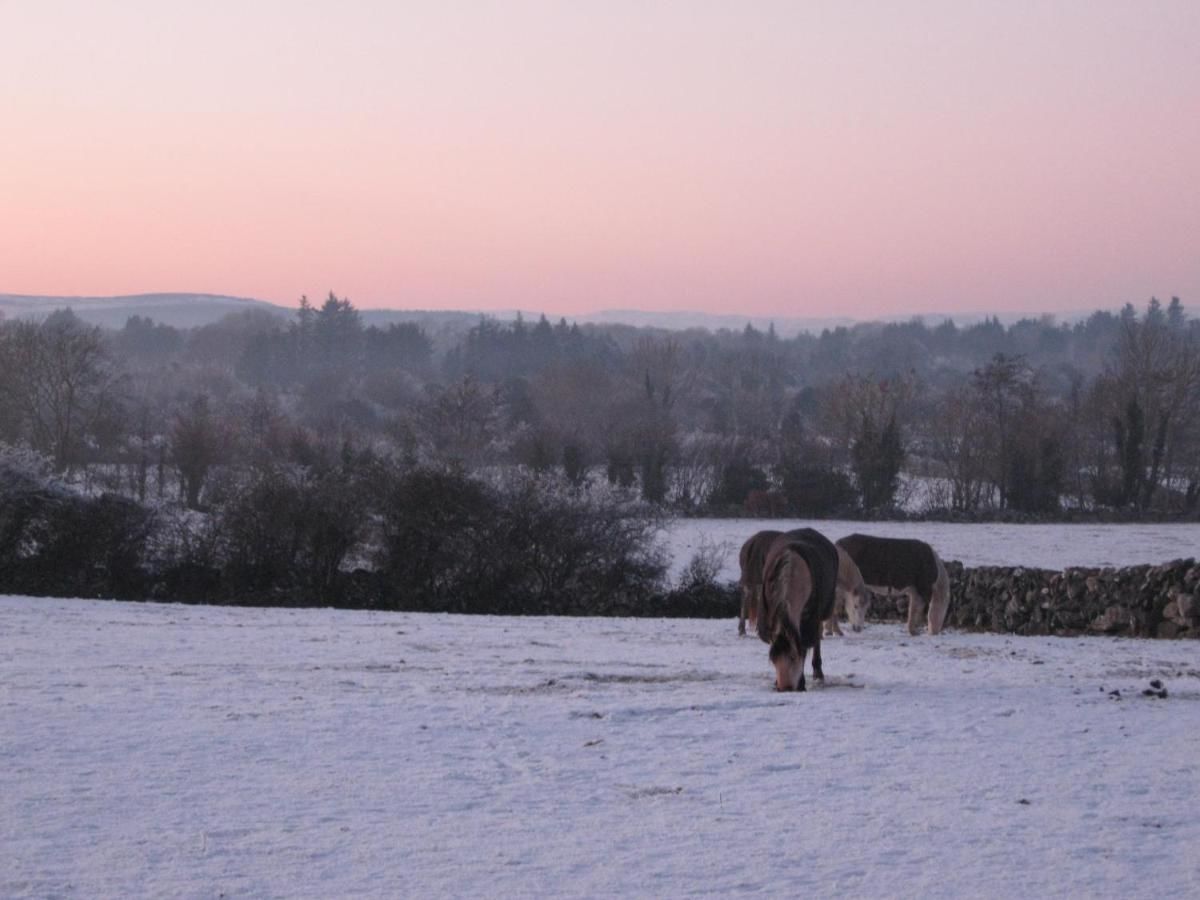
3, 291, 1197, 608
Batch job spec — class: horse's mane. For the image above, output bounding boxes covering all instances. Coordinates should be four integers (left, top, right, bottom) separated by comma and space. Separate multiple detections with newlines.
757, 550, 807, 657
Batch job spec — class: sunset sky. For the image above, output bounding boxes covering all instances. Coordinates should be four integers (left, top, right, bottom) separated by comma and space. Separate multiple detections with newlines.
2, 1, 1198, 319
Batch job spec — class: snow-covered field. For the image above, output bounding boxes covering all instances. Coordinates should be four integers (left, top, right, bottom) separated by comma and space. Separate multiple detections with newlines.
664, 518, 1200, 580
4, 594, 1200, 898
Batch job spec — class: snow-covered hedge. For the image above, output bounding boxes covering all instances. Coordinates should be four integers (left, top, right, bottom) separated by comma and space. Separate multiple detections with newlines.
0, 460, 692, 615
0, 459, 157, 599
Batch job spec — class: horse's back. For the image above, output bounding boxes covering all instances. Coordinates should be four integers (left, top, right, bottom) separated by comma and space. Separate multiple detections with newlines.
739, 529, 784, 587
776, 528, 839, 622
836, 532, 939, 597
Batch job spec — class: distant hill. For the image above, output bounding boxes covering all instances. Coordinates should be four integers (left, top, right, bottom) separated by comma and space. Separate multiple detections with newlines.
360, 307, 852, 339
574, 308, 853, 337
573, 307, 1103, 336
0, 293, 288, 329
1, 292, 1105, 335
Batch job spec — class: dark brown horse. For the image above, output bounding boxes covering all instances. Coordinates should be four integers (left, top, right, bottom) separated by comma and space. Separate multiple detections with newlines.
756, 528, 839, 691
836, 533, 950, 635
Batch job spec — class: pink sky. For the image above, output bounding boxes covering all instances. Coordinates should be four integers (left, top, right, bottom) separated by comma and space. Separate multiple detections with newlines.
2, 1, 1198, 319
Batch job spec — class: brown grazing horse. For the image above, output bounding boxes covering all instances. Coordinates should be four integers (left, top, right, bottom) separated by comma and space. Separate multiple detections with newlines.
835, 533, 950, 635
739, 529, 869, 637
756, 528, 839, 691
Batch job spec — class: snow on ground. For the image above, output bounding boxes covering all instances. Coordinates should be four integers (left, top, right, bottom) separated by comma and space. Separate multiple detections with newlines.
664, 518, 1200, 581
4, 594, 1200, 898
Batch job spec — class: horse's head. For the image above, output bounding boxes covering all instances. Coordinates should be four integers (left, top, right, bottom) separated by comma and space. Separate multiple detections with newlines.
836, 546, 869, 632
768, 633, 806, 691
845, 589, 870, 632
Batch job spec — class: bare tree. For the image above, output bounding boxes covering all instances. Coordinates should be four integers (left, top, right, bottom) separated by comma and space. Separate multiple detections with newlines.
0, 311, 121, 473
821, 373, 916, 462
971, 354, 1031, 509
1109, 299, 1200, 510
171, 395, 226, 509
624, 338, 690, 502
420, 375, 502, 467
705, 330, 785, 441
923, 383, 990, 512
121, 375, 171, 503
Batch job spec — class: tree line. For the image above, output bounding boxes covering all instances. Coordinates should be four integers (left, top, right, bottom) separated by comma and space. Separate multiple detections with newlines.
1, 293, 1197, 520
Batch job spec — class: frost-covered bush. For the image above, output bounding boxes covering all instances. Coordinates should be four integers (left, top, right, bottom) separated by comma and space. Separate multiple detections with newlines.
147, 505, 223, 603
496, 474, 668, 614
644, 538, 739, 618
0, 444, 54, 482
0, 461, 64, 579
675, 537, 730, 589
2, 457, 671, 613
0, 457, 156, 599
375, 467, 667, 614
215, 465, 371, 604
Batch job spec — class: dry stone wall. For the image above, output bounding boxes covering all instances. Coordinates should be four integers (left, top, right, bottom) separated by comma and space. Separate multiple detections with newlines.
869, 558, 1199, 638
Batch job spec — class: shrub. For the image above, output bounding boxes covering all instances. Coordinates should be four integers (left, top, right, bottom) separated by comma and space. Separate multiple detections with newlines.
216, 465, 371, 604
646, 540, 739, 618
778, 461, 857, 516
375, 468, 667, 614
0, 461, 155, 599
709, 460, 769, 508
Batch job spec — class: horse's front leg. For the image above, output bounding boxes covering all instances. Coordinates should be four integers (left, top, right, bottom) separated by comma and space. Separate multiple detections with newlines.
906, 588, 927, 636
791, 647, 806, 692
810, 638, 824, 684
738, 585, 749, 636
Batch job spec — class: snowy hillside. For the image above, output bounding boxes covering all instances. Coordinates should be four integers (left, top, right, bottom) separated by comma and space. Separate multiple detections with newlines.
3, 595, 1199, 898
0, 292, 283, 329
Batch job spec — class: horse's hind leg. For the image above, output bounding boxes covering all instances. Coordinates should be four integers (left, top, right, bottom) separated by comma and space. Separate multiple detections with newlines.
906, 588, 927, 636
738, 584, 749, 636
928, 560, 949, 635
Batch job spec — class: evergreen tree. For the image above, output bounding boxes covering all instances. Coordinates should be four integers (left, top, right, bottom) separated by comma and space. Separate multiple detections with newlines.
851, 414, 905, 510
